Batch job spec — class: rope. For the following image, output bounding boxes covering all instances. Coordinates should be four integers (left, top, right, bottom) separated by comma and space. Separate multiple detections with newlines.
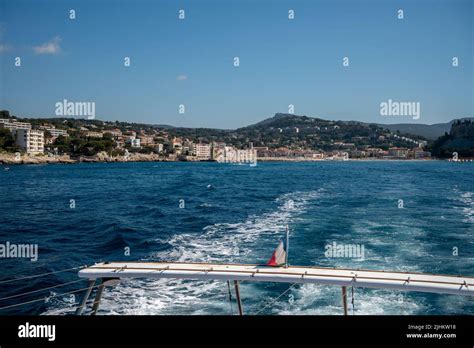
0, 266, 180, 311
0, 283, 102, 311
253, 283, 297, 315
48, 291, 110, 315
44, 295, 104, 315
70, 277, 183, 315
0, 279, 85, 302
0, 265, 87, 285
226, 280, 234, 315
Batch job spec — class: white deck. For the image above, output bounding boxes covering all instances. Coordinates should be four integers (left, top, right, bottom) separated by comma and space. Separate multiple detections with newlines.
78, 261, 474, 296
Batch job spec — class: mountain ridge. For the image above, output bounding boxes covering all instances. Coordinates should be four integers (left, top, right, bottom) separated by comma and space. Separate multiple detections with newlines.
376, 118, 474, 140
239, 113, 473, 140
3, 109, 470, 138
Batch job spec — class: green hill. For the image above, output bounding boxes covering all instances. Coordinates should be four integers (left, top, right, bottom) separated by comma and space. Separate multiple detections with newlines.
430, 120, 474, 158
378, 118, 474, 140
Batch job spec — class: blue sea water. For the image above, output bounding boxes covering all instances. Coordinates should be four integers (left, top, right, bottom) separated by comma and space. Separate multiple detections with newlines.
0, 161, 473, 315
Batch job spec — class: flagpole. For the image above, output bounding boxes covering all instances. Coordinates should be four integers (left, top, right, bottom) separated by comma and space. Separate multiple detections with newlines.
285, 225, 289, 268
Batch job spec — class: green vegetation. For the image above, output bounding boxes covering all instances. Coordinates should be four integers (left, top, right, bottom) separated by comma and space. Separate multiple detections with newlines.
0, 128, 19, 152
54, 135, 115, 156
430, 120, 474, 158
2, 109, 423, 153
0, 110, 11, 119
4, 109, 471, 159
167, 113, 424, 151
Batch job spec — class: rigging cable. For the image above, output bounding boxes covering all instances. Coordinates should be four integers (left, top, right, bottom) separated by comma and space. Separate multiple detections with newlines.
0, 279, 85, 302
46, 296, 104, 315
0, 283, 102, 311
42, 277, 187, 315
253, 283, 297, 315
0, 265, 87, 285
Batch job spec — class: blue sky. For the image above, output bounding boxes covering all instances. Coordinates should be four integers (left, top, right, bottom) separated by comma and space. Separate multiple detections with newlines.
0, 0, 472, 128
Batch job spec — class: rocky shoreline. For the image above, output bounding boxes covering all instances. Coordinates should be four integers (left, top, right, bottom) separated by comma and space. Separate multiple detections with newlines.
0, 152, 444, 165
0, 152, 171, 165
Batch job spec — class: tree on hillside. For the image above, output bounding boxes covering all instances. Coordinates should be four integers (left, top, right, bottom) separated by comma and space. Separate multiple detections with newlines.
430, 120, 474, 158
0, 110, 11, 119
0, 129, 19, 152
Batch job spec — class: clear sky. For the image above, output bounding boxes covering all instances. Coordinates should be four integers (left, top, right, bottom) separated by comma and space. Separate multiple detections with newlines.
0, 0, 472, 128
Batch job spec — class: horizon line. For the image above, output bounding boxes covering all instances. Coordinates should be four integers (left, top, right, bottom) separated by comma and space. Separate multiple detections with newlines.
2, 110, 473, 130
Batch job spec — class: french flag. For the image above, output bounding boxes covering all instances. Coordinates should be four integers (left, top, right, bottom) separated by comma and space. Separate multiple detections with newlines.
266, 238, 287, 267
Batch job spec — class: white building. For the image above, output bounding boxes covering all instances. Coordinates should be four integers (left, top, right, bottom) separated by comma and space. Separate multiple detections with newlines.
106, 129, 122, 137
0, 119, 31, 131
11, 129, 45, 154
46, 128, 68, 138
39, 126, 68, 138
182, 140, 194, 154
85, 131, 103, 138
0, 119, 44, 154
131, 138, 141, 148
216, 145, 257, 163
195, 143, 211, 160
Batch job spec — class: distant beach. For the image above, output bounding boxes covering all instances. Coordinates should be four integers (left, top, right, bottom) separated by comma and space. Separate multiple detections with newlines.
0, 152, 446, 165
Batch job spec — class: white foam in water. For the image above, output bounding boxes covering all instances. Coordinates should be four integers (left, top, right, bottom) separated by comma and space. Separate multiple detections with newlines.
458, 191, 473, 223
153, 189, 324, 264
79, 190, 324, 315
43, 188, 429, 315
450, 188, 474, 224
342, 219, 427, 273
42, 292, 78, 316
276, 285, 423, 315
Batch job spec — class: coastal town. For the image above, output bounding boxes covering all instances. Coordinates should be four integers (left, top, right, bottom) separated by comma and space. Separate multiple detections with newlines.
0, 117, 259, 164
0, 115, 436, 164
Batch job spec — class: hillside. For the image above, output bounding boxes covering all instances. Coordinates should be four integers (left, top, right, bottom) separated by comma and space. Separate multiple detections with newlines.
0, 110, 428, 153
430, 120, 474, 158
378, 118, 474, 140
231, 113, 419, 151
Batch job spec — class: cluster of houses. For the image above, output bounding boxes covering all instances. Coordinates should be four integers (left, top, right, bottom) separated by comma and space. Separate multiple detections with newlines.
80, 127, 258, 163
253, 131, 431, 160
254, 145, 431, 160
0, 118, 430, 161
0, 119, 259, 163
0, 119, 46, 154
0, 118, 72, 154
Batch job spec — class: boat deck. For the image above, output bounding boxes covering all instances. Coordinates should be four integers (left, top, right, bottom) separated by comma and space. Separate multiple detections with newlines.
79, 261, 474, 296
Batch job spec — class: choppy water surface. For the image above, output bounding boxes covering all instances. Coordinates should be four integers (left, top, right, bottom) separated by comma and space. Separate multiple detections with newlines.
0, 161, 472, 315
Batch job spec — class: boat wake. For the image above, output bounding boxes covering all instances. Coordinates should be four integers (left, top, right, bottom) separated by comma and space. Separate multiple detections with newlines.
43, 187, 451, 316
43, 190, 323, 315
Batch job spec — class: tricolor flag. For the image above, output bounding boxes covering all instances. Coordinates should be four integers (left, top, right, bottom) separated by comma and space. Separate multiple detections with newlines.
266, 237, 289, 267
266, 225, 290, 267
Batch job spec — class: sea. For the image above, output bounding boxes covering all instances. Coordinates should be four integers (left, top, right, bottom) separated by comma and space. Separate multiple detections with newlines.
0, 161, 473, 315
